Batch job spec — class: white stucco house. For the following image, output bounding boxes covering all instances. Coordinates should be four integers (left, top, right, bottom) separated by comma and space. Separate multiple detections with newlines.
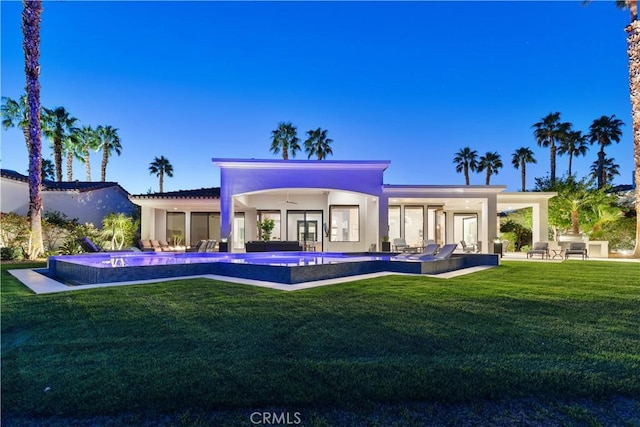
129, 159, 556, 253
0, 169, 137, 226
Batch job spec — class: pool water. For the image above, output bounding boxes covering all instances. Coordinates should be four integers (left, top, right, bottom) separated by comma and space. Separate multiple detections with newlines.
47, 251, 498, 286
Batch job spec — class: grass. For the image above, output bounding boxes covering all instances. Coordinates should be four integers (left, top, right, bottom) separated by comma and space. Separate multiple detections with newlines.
2, 260, 639, 425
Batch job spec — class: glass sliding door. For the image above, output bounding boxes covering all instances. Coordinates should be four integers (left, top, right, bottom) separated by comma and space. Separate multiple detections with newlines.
286, 210, 323, 251
454, 213, 478, 246
166, 212, 186, 246
404, 206, 424, 247
388, 206, 401, 241
233, 213, 245, 250
190, 212, 220, 244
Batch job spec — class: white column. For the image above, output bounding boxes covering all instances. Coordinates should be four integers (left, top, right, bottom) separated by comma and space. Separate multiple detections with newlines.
532, 199, 549, 243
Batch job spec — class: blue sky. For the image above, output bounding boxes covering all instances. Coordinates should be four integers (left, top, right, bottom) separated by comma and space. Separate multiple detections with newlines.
1, 1, 635, 195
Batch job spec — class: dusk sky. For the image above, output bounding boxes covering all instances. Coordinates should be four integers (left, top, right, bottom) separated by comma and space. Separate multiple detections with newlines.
1, 1, 635, 196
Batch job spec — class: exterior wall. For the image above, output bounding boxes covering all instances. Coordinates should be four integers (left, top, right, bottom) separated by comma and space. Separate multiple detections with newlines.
1, 178, 136, 226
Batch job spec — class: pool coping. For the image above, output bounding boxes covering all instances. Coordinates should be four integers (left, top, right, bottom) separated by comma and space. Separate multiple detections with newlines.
8, 265, 495, 295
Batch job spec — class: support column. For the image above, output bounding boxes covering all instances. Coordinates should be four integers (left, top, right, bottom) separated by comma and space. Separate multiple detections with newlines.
532, 200, 549, 243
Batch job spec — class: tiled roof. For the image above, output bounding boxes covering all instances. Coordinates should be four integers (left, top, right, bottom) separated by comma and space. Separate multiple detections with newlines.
131, 187, 220, 199
1, 169, 129, 194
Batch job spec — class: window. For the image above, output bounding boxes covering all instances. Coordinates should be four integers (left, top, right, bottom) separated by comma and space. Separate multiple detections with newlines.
330, 205, 359, 242
166, 212, 186, 246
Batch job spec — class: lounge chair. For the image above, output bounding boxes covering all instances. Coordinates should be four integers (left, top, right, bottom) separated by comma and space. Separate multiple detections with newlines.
78, 237, 102, 253
565, 242, 588, 260
139, 239, 155, 252
527, 242, 549, 259
186, 239, 207, 252
78, 237, 135, 253
406, 243, 457, 261
204, 239, 217, 252
394, 243, 440, 259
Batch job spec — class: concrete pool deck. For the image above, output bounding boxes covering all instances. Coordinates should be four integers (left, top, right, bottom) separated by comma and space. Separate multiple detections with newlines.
9, 265, 496, 295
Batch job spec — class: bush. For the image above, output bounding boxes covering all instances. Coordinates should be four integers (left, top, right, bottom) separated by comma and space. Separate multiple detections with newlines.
0, 246, 23, 260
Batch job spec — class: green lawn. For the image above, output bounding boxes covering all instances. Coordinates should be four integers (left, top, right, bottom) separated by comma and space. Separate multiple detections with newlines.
2, 261, 639, 426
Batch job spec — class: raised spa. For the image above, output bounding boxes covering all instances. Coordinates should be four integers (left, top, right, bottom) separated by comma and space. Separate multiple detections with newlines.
47, 251, 499, 286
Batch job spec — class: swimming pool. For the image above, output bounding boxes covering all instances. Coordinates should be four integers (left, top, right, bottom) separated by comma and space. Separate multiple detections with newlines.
47, 251, 499, 285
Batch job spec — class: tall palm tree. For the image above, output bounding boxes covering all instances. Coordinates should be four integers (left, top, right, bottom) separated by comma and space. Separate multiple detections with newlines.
149, 156, 173, 193
1, 94, 33, 154
477, 151, 503, 185
532, 112, 569, 185
590, 156, 620, 186
453, 147, 478, 185
270, 122, 300, 160
62, 133, 81, 181
40, 158, 54, 181
304, 127, 333, 160
42, 106, 78, 182
557, 129, 589, 177
511, 147, 537, 191
96, 125, 122, 181
76, 125, 100, 181
587, 115, 624, 189
22, 0, 44, 259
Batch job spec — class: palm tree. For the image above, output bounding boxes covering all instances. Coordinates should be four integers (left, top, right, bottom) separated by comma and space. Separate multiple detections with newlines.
149, 156, 173, 193
61, 132, 82, 181
96, 125, 122, 181
590, 156, 620, 186
1, 95, 32, 154
532, 112, 569, 185
40, 158, 54, 181
304, 127, 333, 160
42, 106, 78, 182
22, 0, 44, 259
587, 115, 624, 189
557, 129, 589, 177
75, 126, 100, 181
511, 147, 537, 191
453, 147, 478, 185
477, 151, 503, 185
270, 122, 300, 160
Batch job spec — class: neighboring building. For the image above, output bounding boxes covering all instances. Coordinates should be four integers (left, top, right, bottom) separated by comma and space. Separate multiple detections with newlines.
0, 169, 136, 226
129, 159, 556, 253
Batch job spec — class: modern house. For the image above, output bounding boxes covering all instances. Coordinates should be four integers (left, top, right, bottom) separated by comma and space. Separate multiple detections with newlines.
129, 159, 556, 253
0, 169, 137, 226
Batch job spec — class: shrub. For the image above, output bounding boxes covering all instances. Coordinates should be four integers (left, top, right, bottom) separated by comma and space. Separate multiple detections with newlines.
0, 246, 23, 260
0, 212, 29, 255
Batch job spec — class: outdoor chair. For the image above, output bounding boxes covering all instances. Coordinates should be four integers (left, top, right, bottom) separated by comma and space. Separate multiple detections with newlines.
565, 242, 588, 260
406, 243, 457, 261
139, 239, 155, 252
460, 240, 477, 253
78, 237, 102, 253
393, 238, 409, 252
393, 243, 440, 259
527, 242, 549, 259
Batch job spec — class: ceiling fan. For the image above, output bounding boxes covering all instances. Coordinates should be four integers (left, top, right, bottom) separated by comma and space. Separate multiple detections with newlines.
278, 192, 298, 205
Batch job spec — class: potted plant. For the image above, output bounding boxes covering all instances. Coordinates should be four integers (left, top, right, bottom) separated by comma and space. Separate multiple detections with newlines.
258, 218, 275, 241
381, 236, 391, 252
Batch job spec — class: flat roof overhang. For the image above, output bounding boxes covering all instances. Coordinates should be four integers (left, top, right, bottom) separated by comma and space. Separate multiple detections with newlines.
212, 158, 390, 171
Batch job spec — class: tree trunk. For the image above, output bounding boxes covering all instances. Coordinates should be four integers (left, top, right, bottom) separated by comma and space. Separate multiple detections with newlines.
597, 148, 605, 189
521, 162, 526, 192
464, 165, 470, 185
101, 144, 108, 181
66, 151, 73, 181
23, 0, 44, 259
626, 20, 640, 257
550, 143, 557, 185
485, 170, 490, 185
571, 209, 580, 235
568, 154, 573, 176
84, 150, 91, 181
54, 136, 62, 181
159, 172, 164, 193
